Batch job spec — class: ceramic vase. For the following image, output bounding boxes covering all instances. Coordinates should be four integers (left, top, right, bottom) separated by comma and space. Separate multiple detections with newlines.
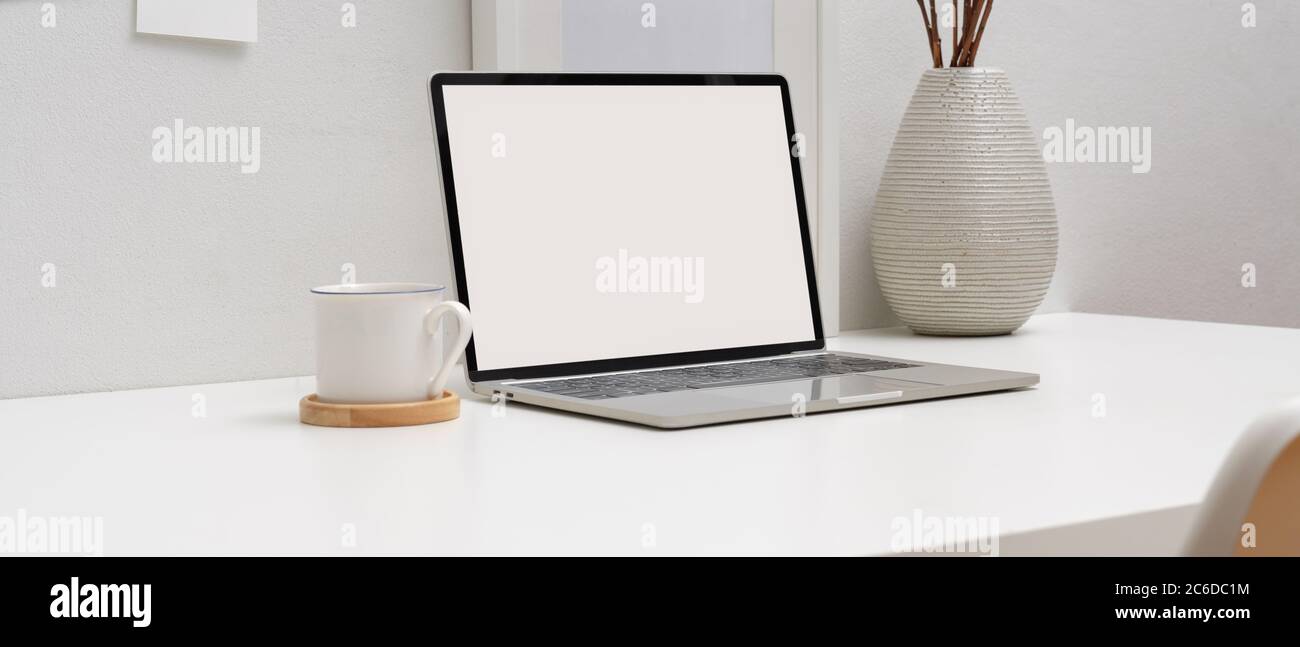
870, 68, 1058, 336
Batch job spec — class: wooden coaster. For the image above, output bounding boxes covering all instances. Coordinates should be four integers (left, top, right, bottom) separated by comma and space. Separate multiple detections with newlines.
299, 391, 460, 428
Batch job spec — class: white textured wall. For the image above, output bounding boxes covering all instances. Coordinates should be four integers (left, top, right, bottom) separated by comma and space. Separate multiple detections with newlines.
6, 1, 1298, 399
840, 0, 1300, 330
1, 0, 471, 399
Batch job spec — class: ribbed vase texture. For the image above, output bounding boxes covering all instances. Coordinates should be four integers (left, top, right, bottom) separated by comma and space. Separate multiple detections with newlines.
870, 68, 1058, 335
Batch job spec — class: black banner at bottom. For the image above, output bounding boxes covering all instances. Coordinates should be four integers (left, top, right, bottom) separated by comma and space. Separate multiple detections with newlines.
0, 556, 1288, 636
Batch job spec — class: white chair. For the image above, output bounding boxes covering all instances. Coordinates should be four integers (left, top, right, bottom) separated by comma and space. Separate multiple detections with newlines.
1184, 397, 1300, 556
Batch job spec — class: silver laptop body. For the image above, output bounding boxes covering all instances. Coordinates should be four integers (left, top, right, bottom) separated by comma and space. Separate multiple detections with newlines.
429, 72, 1037, 429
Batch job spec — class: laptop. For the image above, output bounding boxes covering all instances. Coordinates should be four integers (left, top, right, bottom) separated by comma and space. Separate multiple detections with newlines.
428, 72, 1037, 429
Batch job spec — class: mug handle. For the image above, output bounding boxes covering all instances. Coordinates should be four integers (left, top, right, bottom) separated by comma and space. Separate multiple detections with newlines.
423, 301, 473, 400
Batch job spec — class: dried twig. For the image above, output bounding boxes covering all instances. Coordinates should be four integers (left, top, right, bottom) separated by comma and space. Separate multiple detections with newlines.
964, 0, 993, 66
915, 0, 940, 67
957, 0, 982, 66
918, 0, 996, 68
951, 0, 958, 65
929, 0, 942, 66
949, 0, 968, 66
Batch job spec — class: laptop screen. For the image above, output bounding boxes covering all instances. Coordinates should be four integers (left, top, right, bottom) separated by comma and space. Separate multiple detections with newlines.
435, 76, 820, 377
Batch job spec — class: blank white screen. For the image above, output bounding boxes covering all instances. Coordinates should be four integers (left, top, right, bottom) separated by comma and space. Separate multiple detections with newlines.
441, 83, 816, 371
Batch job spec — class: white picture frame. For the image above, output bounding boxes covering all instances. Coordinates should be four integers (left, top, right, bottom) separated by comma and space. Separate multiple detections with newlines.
470, 0, 839, 335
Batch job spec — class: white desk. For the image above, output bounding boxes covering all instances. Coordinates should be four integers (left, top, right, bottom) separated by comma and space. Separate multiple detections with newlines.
2, 313, 1297, 556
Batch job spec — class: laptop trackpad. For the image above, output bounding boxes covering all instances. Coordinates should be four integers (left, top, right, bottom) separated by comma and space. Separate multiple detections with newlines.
725, 374, 937, 406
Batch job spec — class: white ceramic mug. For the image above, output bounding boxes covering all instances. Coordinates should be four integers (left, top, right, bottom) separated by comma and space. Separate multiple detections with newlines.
312, 283, 473, 404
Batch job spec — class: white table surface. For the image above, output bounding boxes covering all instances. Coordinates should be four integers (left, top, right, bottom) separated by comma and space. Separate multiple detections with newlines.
2, 313, 1297, 556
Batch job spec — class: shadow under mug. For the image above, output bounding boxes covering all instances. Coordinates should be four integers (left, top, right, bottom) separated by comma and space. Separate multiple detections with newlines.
312, 283, 472, 404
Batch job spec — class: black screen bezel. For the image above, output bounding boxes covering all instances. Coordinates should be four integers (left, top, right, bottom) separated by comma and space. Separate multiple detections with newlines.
429, 72, 825, 383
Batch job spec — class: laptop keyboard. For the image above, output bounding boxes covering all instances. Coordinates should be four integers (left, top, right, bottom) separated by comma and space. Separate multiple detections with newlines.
516, 354, 918, 400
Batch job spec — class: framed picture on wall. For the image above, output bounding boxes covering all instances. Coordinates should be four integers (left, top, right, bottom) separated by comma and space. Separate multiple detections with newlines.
470, 0, 840, 335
